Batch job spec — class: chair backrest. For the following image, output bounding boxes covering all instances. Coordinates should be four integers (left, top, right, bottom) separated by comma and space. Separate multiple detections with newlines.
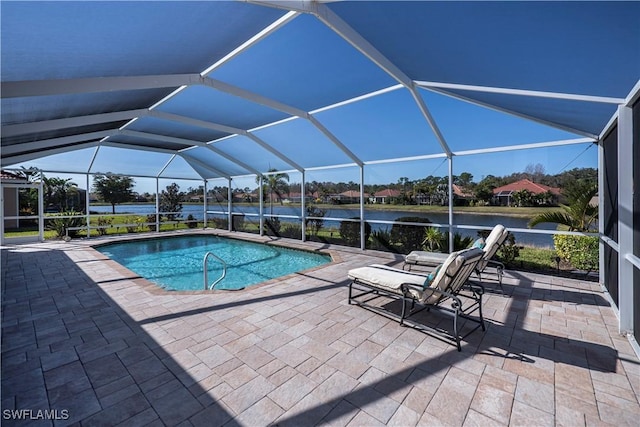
477, 224, 508, 272
423, 247, 484, 304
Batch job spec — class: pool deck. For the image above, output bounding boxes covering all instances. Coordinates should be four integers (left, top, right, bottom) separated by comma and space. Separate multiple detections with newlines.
2, 230, 639, 426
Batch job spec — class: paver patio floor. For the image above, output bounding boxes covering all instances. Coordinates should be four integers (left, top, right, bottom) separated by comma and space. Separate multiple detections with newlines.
2, 230, 639, 426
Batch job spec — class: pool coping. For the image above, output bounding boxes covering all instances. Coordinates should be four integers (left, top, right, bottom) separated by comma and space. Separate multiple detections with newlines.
75, 228, 348, 295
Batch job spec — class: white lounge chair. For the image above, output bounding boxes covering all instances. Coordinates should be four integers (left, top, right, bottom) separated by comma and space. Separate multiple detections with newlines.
348, 247, 485, 351
404, 224, 509, 292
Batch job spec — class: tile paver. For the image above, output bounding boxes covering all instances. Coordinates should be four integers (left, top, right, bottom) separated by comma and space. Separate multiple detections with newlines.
2, 230, 639, 426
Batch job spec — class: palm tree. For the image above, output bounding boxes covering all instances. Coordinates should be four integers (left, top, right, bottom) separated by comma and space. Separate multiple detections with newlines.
422, 227, 443, 251
528, 184, 598, 232
256, 169, 290, 214
44, 177, 78, 211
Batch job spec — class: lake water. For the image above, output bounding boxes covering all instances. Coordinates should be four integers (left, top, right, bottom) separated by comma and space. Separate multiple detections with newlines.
89, 203, 556, 247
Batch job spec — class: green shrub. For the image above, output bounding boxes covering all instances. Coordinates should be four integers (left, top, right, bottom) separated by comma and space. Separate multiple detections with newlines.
280, 223, 302, 239
305, 205, 326, 236
498, 232, 520, 265
264, 217, 281, 235
339, 217, 371, 247
370, 229, 394, 252
390, 216, 431, 253
553, 234, 599, 272
186, 214, 198, 229
146, 214, 157, 231
96, 217, 112, 236
211, 217, 228, 230
439, 232, 475, 252
46, 212, 84, 238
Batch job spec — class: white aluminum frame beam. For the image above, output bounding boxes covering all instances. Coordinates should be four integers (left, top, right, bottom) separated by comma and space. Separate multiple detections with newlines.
180, 152, 230, 179
201, 76, 363, 166
416, 81, 626, 104
304, 1, 453, 157
2, 130, 115, 157
1, 109, 148, 137
1, 74, 200, 98
148, 110, 304, 172
420, 86, 600, 140
2, 143, 101, 167
202, 10, 299, 76
100, 141, 177, 155
452, 138, 595, 156
119, 130, 258, 175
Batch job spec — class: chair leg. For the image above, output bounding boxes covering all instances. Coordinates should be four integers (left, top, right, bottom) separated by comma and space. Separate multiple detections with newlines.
496, 263, 505, 294
400, 296, 408, 326
453, 309, 461, 351
478, 294, 486, 331
348, 281, 353, 305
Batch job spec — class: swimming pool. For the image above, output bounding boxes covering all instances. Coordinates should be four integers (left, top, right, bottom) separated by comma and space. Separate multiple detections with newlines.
96, 235, 331, 291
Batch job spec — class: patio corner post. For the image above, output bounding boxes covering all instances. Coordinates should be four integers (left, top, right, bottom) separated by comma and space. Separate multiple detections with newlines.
448, 156, 454, 253
259, 174, 264, 237
360, 165, 365, 250
228, 178, 232, 232
617, 104, 634, 335
86, 173, 91, 237
203, 180, 207, 229
38, 176, 44, 242
598, 139, 605, 285
155, 178, 160, 232
301, 171, 306, 242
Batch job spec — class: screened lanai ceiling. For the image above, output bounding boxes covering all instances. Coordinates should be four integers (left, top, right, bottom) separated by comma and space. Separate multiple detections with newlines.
2, 1, 639, 180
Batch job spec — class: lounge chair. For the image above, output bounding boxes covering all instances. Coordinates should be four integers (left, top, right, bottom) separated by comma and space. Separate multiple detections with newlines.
403, 224, 509, 292
348, 247, 485, 351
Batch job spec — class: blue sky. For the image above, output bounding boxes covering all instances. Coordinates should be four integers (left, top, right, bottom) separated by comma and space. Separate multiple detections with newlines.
7, 2, 620, 194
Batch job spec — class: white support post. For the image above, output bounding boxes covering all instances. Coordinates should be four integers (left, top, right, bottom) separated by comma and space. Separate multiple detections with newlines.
617, 105, 634, 335
301, 171, 306, 242
203, 180, 207, 229
86, 173, 91, 237
228, 179, 233, 232
259, 175, 264, 236
15, 186, 20, 229
38, 178, 44, 241
448, 157, 454, 252
155, 179, 160, 232
360, 166, 365, 250
598, 140, 605, 285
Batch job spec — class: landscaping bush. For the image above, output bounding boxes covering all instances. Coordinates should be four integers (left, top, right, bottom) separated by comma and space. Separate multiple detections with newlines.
390, 216, 431, 253
211, 217, 228, 230
497, 232, 520, 265
305, 205, 326, 236
339, 217, 371, 247
439, 232, 475, 252
264, 217, 281, 235
96, 217, 112, 236
186, 214, 198, 229
370, 229, 394, 252
146, 214, 157, 231
553, 234, 599, 272
280, 223, 302, 239
46, 212, 84, 238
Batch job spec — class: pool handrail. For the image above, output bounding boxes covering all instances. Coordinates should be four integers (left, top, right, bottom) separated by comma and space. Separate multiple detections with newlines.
204, 251, 227, 290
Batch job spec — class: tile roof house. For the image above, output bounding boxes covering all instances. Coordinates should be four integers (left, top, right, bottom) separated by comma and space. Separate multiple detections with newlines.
493, 179, 561, 206
372, 189, 401, 204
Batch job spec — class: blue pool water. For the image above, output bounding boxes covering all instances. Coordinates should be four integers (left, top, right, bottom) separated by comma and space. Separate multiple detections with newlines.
97, 235, 331, 291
